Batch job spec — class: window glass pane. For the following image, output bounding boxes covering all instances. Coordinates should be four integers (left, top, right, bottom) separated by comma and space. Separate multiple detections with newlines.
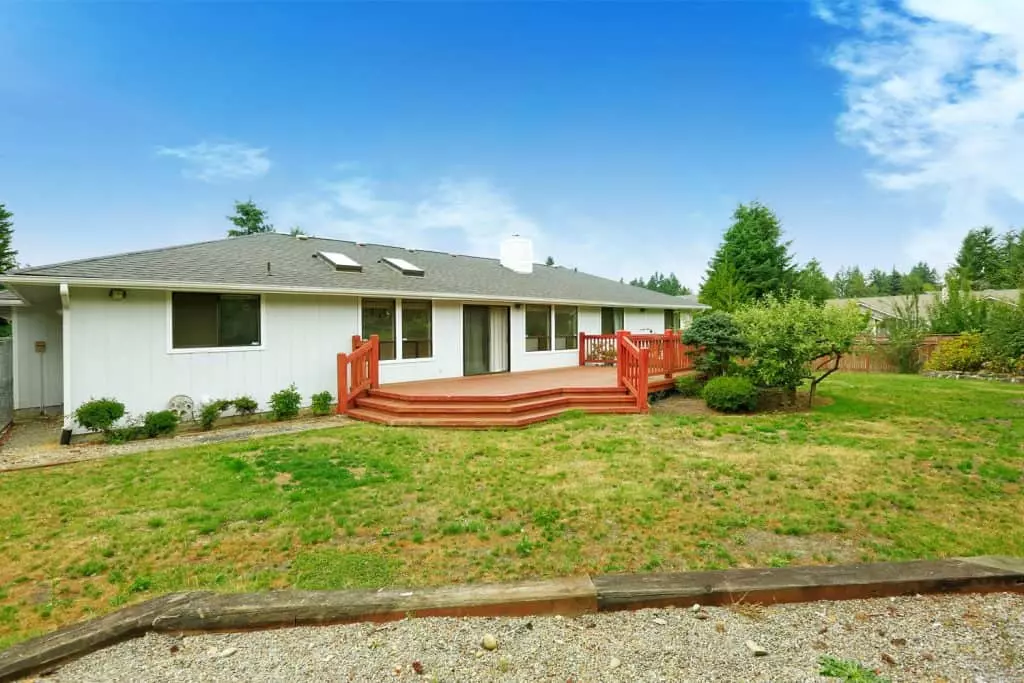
525, 305, 551, 352
172, 293, 260, 349
219, 295, 261, 346
664, 309, 675, 331
362, 298, 396, 360
614, 308, 624, 331
172, 293, 218, 348
554, 306, 578, 350
402, 300, 432, 359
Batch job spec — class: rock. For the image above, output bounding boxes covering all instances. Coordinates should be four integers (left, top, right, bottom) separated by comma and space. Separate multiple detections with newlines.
745, 640, 768, 657
653, 618, 668, 626
169, 645, 180, 654
881, 653, 897, 667
691, 604, 702, 613
481, 633, 498, 651
609, 657, 621, 669
695, 610, 709, 620
216, 647, 238, 659
890, 637, 907, 647
412, 660, 424, 675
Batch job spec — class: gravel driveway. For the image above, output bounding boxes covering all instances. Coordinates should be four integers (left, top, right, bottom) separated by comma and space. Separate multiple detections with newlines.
45, 592, 1024, 682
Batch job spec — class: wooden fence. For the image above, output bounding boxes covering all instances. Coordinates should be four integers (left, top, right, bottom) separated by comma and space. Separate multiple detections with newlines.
831, 335, 953, 373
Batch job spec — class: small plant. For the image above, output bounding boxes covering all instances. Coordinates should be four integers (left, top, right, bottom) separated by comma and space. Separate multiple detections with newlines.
702, 375, 758, 413
232, 395, 259, 416
819, 655, 890, 682
105, 420, 144, 444
270, 384, 302, 420
674, 374, 704, 398
142, 410, 179, 438
199, 399, 230, 431
74, 398, 125, 433
310, 391, 334, 416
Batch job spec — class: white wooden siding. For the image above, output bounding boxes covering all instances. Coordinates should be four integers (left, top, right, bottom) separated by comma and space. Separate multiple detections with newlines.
12, 307, 63, 411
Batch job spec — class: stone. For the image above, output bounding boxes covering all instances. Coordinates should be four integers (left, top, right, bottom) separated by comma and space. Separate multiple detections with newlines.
216, 647, 238, 659
412, 660, 424, 675
890, 638, 907, 647
745, 640, 768, 657
691, 604, 702, 613
481, 634, 498, 651
653, 618, 668, 626
609, 657, 621, 669
881, 653, 897, 666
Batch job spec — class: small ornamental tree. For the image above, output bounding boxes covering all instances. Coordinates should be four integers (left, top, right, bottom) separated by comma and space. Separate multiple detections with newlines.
734, 296, 866, 406
680, 311, 748, 378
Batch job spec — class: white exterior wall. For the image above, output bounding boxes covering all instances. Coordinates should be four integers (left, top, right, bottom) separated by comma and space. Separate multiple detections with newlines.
67, 287, 357, 421
12, 307, 63, 411
624, 308, 666, 334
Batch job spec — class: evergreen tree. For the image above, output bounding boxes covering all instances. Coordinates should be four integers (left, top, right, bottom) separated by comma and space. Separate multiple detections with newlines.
699, 258, 750, 312
832, 266, 870, 298
544, 256, 555, 266
701, 202, 794, 302
0, 203, 17, 274
955, 227, 1002, 289
867, 268, 890, 295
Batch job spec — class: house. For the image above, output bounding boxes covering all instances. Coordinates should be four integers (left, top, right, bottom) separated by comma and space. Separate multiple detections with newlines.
825, 289, 1020, 335
0, 233, 707, 430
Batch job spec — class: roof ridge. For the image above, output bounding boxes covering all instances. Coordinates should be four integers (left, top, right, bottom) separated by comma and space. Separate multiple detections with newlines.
12, 233, 284, 275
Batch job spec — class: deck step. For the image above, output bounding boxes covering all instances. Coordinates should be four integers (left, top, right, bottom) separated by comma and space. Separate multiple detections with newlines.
346, 403, 641, 428
356, 392, 635, 415
369, 385, 629, 403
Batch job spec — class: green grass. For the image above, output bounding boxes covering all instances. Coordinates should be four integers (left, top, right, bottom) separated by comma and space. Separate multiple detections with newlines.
819, 655, 891, 682
0, 373, 1022, 647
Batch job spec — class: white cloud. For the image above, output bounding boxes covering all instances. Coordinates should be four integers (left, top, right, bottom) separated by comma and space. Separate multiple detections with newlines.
275, 171, 712, 289
817, 0, 1024, 266
157, 141, 271, 182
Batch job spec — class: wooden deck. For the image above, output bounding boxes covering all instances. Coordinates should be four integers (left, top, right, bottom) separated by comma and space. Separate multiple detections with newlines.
346, 367, 685, 428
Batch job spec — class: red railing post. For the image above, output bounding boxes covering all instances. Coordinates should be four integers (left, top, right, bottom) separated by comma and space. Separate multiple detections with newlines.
351, 334, 363, 352
615, 330, 629, 388
367, 335, 380, 389
336, 352, 349, 414
578, 331, 586, 366
638, 348, 650, 411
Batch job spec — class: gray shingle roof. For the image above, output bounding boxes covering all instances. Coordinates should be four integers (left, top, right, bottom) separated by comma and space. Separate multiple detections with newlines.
0, 290, 23, 304
8, 233, 702, 308
826, 289, 1020, 318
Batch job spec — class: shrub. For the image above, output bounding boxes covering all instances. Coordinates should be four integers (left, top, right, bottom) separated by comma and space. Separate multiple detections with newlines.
74, 398, 126, 433
674, 374, 704, 398
882, 296, 928, 373
925, 333, 987, 372
983, 299, 1024, 370
310, 391, 334, 416
142, 410, 179, 438
232, 395, 259, 416
681, 311, 748, 378
270, 384, 302, 420
702, 376, 758, 413
199, 399, 230, 431
106, 421, 144, 444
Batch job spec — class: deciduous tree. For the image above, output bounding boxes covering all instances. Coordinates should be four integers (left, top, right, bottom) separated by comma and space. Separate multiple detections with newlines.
227, 200, 274, 237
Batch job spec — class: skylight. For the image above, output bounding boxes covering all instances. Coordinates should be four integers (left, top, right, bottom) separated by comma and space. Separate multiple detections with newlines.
382, 257, 425, 277
318, 251, 362, 272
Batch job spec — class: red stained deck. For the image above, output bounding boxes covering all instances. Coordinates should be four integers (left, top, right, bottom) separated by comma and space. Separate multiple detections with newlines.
346, 367, 685, 428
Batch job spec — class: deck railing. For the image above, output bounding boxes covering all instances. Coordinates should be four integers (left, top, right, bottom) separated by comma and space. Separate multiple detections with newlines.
616, 331, 649, 411
581, 331, 695, 376
336, 334, 380, 413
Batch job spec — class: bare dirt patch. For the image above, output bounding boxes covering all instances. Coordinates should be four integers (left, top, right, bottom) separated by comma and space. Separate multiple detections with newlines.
739, 529, 863, 565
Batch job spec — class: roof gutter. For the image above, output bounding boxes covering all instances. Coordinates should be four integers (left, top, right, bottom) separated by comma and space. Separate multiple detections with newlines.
0, 274, 708, 310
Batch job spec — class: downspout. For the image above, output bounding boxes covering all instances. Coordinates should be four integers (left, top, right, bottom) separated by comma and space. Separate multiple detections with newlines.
60, 283, 72, 445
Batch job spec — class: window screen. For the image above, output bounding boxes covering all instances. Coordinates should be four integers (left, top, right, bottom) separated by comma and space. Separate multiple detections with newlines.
171, 293, 261, 349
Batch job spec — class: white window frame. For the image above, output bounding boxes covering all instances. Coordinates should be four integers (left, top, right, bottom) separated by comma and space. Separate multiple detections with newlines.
525, 304, 579, 354
357, 296, 435, 364
166, 291, 267, 355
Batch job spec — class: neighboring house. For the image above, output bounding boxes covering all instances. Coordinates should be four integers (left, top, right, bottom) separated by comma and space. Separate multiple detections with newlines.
0, 233, 707, 429
826, 290, 1020, 335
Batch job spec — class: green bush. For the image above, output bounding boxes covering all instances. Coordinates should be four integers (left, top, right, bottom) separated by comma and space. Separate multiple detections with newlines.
142, 410, 179, 438
270, 384, 302, 420
74, 398, 126, 432
674, 374, 704, 398
924, 333, 987, 372
232, 395, 259, 416
681, 311, 748, 378
199, 399, 230, 431
702, 376, 758, 413
106, 421, 144, 444
310, 391, 334, 416
983, 300, 1024, 369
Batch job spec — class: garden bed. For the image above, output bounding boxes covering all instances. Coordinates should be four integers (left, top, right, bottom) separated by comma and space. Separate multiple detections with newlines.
923, 370, 1024, 384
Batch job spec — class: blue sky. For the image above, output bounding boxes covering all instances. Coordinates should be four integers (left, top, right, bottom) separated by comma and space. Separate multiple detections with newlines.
2, 1, 1022, 289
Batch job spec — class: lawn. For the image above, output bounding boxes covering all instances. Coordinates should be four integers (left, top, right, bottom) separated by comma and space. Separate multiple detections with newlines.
1, 373, 1022, 648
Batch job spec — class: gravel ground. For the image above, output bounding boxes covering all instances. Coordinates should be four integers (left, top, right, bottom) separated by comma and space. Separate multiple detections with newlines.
43, 593, 1024, 682
0, 416, 350, 472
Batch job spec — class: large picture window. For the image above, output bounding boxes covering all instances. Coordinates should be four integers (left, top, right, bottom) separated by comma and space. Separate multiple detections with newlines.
172, 293, 261, 349
402, 300, 432, 359
362, 298, 397, 360
525, 305, 551, 352
554, 306, 578, 350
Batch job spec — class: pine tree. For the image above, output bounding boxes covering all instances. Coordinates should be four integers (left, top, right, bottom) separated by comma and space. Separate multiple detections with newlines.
0, 203, 17, 274
701, 202, 794, 302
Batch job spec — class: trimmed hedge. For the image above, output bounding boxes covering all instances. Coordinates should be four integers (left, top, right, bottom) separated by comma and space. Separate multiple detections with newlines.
702, 375, 758, 413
